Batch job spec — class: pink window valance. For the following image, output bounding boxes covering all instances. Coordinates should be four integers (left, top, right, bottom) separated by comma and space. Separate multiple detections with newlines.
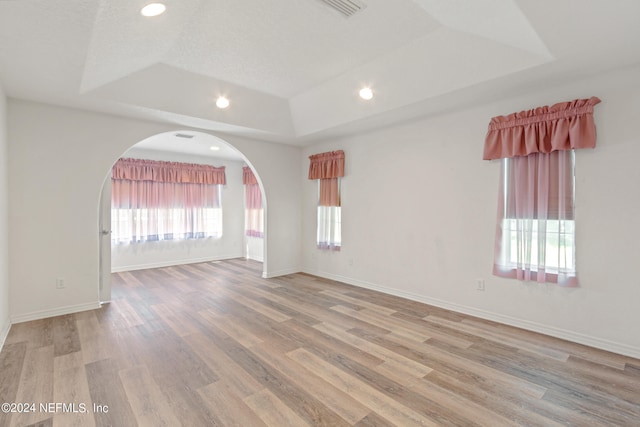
242, 166, 258, 185
483, 97, 601, 160
112, 158, 226, 185
308, 150, 344, 207
308, 150, 345, 180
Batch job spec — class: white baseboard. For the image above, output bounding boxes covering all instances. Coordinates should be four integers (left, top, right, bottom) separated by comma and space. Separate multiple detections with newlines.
0, 316, 10, 353
111, 253, 244, 273
303, 268, 640, 360
10, 301, 101, 324
262, 267, 301, 279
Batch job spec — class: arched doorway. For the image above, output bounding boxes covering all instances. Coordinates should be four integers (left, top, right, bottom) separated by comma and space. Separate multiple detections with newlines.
98, 131, 267, 303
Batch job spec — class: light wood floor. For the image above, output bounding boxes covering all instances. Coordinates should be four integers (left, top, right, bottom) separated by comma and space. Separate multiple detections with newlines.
1, 259, 639, 426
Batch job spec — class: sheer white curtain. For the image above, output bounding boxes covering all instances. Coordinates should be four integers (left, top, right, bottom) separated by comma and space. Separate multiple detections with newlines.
308, 152, 344, 251
495, 150, 576, 285
317, 178, 341, 250
111, 182, 222, 243
243, 166, 264, 238
484, 97, 600, 286
111, 158, 225, 244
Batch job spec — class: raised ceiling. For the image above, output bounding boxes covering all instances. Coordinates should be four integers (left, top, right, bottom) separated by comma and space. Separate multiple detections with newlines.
1, 0, 639, 145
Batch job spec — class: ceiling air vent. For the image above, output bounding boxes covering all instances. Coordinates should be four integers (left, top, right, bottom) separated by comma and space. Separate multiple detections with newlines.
317, 0, 366, 18
175, 133, 194, 139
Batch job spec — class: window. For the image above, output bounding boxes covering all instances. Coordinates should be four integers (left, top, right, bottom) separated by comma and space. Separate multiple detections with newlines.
498, 151, 575, 276
500, 218, 575, 273
493, 150, 576, 284
308, 151, 344, 251
483, 97, 600, 286
111, 190, 223, 243
243, 166, 264, 238
111, 158, 225, 244
317, 182, 341, 250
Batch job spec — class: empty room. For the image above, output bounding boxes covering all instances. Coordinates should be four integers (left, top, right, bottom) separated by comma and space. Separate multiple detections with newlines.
1, 0, 639, 426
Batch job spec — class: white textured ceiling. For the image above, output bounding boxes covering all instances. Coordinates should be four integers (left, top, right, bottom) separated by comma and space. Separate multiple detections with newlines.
132, 131, 245, 161
1, 0, 639, 146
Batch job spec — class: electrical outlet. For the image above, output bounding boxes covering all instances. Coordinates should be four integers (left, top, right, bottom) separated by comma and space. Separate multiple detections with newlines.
476, 279, 485, 291
56, 278, 65, 289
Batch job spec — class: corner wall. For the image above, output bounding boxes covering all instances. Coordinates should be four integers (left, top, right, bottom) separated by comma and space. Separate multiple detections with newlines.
0, 82, 9, 348
302, 64, 640, 358
225, 134, 302, 277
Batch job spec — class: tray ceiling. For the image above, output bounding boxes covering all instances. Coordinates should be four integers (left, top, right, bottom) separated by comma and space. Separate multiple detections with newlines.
0, 0, 639, 144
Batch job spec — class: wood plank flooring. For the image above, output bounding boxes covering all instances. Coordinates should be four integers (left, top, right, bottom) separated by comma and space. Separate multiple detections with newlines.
1, 259, 640, 426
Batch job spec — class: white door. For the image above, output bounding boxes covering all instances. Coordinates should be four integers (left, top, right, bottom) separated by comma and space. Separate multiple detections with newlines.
98, 175, 112, 303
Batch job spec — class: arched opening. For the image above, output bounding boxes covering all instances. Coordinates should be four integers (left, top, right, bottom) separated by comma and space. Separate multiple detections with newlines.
98, 131, 267, 302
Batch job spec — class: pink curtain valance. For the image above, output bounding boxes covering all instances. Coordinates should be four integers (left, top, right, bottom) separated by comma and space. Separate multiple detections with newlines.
112, 158, 226, 185
483, 97, 601, 160
242, 166, 258, 185
308, 150, 345, 180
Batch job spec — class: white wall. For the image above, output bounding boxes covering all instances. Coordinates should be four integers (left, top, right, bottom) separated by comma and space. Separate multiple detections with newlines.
0, 82, 9, 348
110, 148, 246, 271
225, 135, 301, 277
8, 100, 301, 322
302, 64, 640, 358
245, 236, 264, 262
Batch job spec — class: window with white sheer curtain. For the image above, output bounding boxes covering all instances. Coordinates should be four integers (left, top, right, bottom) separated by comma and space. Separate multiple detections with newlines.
111, 158, 226, 244
484, 97, 600, 286
308, 151, 344, 251
243, 166, 263, 238
497, 150, 575, 283
317, 181, 342, 250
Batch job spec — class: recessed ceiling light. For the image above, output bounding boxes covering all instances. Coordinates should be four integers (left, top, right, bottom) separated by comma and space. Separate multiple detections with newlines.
216, 96, 230, 109
141, 3, 166, 17
210, 146, 220, 151
359, 87, 374, 100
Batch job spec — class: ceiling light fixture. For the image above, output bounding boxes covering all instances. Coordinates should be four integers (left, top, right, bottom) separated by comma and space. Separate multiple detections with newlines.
141, 3, 166, 17
216, 96, 230, 109
210, 146, 220, 151
359, 87, 374, 100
